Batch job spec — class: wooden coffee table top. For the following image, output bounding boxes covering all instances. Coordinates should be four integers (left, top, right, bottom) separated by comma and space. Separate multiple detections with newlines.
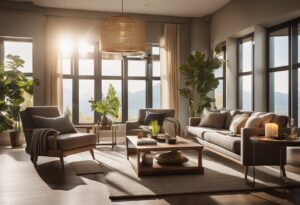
126, 136, 203, 152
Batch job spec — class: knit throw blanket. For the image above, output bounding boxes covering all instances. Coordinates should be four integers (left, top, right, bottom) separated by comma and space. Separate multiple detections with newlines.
29, 128, 59, 158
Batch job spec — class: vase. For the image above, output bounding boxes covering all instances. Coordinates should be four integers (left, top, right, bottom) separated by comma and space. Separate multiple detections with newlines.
9, 131, 22, 148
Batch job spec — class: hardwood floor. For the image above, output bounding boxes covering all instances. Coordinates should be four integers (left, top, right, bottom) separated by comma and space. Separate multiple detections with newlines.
1, 140, 300, 205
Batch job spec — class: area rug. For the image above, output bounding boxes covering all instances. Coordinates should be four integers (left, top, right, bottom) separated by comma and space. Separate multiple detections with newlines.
95, 147, 300, 199
70, 160, 102, 175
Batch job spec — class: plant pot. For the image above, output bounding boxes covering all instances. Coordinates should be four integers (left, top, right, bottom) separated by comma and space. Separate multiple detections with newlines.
9, 131, 22, 147
100, 115, 112, 126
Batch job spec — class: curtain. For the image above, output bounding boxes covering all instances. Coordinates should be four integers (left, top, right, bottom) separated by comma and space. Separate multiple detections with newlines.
160, 24, 180, 118
45, 18, 63, 110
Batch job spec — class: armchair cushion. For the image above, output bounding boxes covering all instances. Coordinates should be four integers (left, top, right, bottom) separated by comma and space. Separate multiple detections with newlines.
32, 115, 77, 134
144, 112, 166, 126
48, 133, 96, 151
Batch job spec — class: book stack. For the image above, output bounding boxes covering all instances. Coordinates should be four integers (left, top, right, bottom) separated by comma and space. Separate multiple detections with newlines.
137, 138, 157, 145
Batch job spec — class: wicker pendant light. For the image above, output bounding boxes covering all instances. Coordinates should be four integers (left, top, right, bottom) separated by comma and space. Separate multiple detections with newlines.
100, 0, 146, 56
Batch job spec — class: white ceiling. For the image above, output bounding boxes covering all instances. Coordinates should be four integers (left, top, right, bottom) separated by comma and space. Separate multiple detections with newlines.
11, 0, 230, 17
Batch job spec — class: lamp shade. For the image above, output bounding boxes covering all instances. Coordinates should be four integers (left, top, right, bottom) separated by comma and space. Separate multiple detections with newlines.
100, 16, 146, 56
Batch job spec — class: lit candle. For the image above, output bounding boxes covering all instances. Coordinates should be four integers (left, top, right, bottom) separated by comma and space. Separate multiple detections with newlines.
265, 123, 278, 137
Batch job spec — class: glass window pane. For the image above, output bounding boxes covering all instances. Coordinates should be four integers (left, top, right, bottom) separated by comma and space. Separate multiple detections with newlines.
269, 28, 289, 68
239, 75, 252, 111
102, 80, 122, 122
152, 46, 160, 55
152, 80, 160, 108
215, 79, 223, 109
102, 60, 122, 76
269, 71, 289, 116
128, 80, 146, 120
79, 80, 94, 123
20, 77, 33, 110
63, 79, 72, 119
153, 61, 160, 77
4, 41, 33, 73
79, 59, 94, 76
298, 24, 300, 63
215, 51, 224, 78
128, 60, 146, 77
62, 59, 71, 75
239, 38, 253, 72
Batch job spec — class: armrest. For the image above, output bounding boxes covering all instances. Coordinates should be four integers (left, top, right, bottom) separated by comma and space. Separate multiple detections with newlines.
189, 117, 201, 126
162, 117, 181, 137
125, 121, 140, 134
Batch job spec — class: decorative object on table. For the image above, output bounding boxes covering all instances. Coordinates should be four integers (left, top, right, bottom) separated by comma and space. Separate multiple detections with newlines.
149, 120, 160, 140
265, 123, 278, 138
154, 151, 188, 165
99, 0, 145, 58
0, 55, 39, 147
142, 152, 153, 166
178, 50, 223, 117
137, 132, 144, 139
166, 137, 177, 144
157, 133, 166, 143
89, 83, 120, 126
137, 138, 157, 145
288, 118, 298, 140
271, 135, 287, 140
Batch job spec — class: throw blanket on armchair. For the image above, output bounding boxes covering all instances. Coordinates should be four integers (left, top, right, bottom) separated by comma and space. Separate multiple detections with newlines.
29, 128, 59, 158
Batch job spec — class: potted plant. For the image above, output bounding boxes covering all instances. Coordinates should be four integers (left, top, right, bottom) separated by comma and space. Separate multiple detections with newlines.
89, 84, 120, 126
149, 120, 160, 139
1, 55, 38, 147
179, 50, 223, 117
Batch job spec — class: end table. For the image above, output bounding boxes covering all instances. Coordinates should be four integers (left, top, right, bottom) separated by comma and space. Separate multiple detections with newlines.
94, 124, 118, 148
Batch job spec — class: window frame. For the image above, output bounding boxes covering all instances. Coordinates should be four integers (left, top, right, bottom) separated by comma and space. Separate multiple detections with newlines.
214, 44, 226, 109
237, 34, 255, 111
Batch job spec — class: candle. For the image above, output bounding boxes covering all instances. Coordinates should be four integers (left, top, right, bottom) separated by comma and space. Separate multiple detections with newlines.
265, 123, 278, 137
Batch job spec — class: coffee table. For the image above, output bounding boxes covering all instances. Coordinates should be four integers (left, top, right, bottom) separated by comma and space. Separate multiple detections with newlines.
126, 136, 204, 176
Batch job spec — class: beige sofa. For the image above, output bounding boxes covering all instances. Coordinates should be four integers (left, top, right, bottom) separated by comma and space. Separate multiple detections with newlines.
186, 109, 290, 179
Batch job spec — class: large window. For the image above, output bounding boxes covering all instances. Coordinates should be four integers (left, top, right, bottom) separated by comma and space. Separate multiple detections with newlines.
214, 45, 226, 109
1, 39, 34, 109
268, 18, 300, 125
238, 35, 254, 111
61, 41, 161, 124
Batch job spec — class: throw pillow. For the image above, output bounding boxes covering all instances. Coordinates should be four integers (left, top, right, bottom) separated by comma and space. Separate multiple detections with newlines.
245, 116, 262, 128
259, 113, 274, 127
32, 115, 77, 134
271, 115, 288, 128
229, 114, 249, 134
221, 109, 240, 129
198, 112, 227, 129
144, 112, 166, 126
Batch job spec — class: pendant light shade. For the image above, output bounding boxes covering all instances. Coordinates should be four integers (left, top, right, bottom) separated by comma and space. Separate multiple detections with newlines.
100, 16, 146, 56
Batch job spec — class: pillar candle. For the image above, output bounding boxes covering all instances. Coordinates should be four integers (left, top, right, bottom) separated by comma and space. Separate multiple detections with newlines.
265, 123, 278, 137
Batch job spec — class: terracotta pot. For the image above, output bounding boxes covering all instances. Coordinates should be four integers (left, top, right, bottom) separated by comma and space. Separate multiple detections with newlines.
9, 131, 22, 147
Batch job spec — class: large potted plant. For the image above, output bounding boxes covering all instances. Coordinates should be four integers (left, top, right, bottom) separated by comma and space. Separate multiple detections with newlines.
179, 50, 222, 117
89, 84, 120, 126
0, 55, 38, 147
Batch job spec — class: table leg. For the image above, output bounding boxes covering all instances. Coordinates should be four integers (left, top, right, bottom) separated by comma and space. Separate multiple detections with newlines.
112, 126, 115, 149
279, 145, 287, 178
126, 137, 129, 160
137, 150, 140, 175
198, 149, 204, 174
252, 142, 256, 186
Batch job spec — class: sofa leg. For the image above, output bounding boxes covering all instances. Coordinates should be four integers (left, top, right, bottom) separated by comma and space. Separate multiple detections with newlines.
280, 165, 286, 177
244, 166, 249, 180
59, 154, 64, 170
90, 149, 95, 160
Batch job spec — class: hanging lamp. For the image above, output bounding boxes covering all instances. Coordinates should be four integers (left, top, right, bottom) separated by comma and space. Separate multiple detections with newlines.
100, 0, 146, 56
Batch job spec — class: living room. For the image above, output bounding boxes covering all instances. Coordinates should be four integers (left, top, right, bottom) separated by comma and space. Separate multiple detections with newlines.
1, 0, 300, 204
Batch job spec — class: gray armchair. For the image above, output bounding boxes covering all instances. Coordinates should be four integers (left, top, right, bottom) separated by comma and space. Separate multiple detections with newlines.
125, 108, 181, 137
20, 106, 97, 170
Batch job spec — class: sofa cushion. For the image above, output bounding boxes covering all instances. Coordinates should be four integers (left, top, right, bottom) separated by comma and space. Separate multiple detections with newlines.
47, 133, 96, 151
32, 115, 77, 134
229, 114, 249, 134
187, 126, 231, 139
203, 132, 241, 155
271, 115, 288, 128
245, 116, 262, 128
221, 109, 240, 129
199, 112, 227, 129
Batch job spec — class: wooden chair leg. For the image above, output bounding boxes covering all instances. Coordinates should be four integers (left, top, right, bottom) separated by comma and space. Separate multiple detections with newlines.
30, 155, 38, 166
90, 149, 95, 160
244, 166, 249, 180
280, 165, 286, 177
59, 154, 64, 170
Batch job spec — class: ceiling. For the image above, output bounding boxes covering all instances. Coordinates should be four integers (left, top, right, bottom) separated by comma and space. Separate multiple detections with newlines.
10, 0, 230, 17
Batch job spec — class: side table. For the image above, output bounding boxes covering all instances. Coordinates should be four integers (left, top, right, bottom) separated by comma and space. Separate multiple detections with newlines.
94, 124, 118, 148
250, 136, 300, 186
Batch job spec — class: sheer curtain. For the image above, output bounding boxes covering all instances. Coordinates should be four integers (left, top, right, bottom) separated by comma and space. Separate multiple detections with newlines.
160, 23, 180, 118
